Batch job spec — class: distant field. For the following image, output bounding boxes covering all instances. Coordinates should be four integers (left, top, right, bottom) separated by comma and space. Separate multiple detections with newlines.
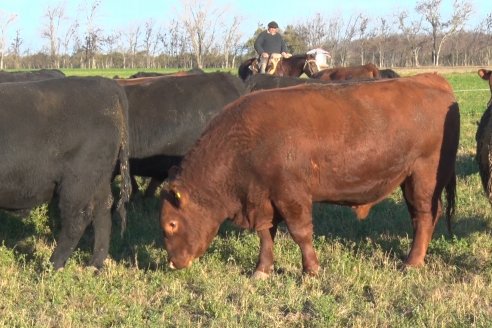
1, 70, 492, 327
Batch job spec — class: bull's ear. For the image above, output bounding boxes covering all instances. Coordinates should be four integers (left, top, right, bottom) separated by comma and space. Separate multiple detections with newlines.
478, 69, 492, 81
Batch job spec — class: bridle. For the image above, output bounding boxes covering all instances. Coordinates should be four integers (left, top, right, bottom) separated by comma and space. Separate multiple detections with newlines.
303, 57, 319, 77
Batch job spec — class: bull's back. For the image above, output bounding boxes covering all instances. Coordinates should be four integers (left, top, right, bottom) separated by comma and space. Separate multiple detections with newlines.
234, 73, 459, 203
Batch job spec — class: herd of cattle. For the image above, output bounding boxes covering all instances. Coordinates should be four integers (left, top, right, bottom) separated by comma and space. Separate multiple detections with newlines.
1, 61, 492, 278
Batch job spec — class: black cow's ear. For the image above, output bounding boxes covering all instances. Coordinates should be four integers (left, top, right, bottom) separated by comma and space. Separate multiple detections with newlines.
168, 165, 181, 179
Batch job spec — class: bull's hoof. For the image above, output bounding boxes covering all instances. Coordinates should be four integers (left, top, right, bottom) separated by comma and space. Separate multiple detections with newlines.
252, 270, 270, 280
303, 265, 320, 276
403, 258, 425, 268
399, 262, 423, 273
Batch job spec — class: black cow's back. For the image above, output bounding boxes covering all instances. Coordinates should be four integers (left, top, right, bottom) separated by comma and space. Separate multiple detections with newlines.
124, 72, 246, 176
0, 69, 65, 82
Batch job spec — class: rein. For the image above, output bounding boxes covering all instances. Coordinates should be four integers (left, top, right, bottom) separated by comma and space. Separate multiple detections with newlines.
303, 58, 319, 77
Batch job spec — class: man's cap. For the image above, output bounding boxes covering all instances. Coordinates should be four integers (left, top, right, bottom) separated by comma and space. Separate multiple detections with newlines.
268, 21, 279, 29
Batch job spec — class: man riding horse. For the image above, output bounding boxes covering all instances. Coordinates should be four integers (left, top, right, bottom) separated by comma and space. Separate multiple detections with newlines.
254, 21, 291, 74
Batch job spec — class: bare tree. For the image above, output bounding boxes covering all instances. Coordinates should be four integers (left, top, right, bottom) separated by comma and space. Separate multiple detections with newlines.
338, 14, 364, 66
323, 15, 343, 66
102, 30, 120, 68
483, 13, 492, 65
123, 23, 141, 69
296, 13, 328, 50
416, 0, 473, 66
397, 10, 424, 67
0, 11, 17, 69
356, 15, 370, 65
375, 17, 391, 67
222, 16, 242, 69
82, 0, 103, 69
180, 0, 224, 68
60, 19, 79, 68
142, 19, 162, 68
9, 29, 22, 69
41, 2, 66, 68
160, 19, 188, 68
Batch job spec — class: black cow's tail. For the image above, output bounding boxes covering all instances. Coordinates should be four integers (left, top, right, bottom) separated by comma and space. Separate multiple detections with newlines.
115, 92, 132, 236
444, 169, 457, 236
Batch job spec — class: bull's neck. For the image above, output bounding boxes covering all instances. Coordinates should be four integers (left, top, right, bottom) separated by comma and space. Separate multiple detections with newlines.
180, 157, 240, 222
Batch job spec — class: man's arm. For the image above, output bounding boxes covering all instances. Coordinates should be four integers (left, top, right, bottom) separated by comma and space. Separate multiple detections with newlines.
280, 36, 288, 54
254, 32, 266, 55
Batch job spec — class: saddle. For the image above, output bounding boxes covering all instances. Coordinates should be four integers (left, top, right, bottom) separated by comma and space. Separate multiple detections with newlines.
249, 53, 292, 75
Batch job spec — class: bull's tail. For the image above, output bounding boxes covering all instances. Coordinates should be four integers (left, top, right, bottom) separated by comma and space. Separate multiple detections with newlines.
115, 92, 132, 236
444, 170, 457, 236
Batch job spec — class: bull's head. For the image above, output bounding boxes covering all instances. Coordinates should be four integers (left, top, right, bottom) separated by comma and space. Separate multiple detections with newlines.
160, 183, 221, 270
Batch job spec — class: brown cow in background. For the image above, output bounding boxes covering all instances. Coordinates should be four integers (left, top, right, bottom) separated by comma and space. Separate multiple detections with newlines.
310, 63, 380, 81
160, 73, 459, 278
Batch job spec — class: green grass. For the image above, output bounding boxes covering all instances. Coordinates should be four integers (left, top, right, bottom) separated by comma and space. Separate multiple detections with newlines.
1, 70, 492, 327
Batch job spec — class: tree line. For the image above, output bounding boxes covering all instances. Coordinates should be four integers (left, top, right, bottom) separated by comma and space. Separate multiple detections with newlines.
1, 0, 491, 70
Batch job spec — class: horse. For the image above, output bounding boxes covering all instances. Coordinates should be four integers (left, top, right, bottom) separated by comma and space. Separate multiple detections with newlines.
310, 63, 380, 81
238, 53, 318, 81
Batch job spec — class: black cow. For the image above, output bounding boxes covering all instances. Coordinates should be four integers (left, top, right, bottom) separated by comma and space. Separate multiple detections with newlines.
0, 69, 65, 82
244, 74, 323, 92
379, 68, 400, 78
117, 72, 247, 197
476, 68, 492, 204
244, 74, 378, 93
0, 77, 131, 269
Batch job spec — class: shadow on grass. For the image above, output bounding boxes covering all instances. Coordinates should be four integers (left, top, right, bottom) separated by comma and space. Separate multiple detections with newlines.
456, 153, 479, 177
2, 190, 491, 274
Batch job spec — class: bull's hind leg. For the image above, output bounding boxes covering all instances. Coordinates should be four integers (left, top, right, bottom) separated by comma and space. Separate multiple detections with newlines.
272, 190, 319, 275
401, 164, 443, 267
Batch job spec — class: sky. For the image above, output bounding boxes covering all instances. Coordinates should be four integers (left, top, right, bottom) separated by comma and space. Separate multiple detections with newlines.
1, 0, 491, 53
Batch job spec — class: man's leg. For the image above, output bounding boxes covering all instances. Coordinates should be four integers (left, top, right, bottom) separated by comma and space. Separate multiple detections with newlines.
259, 56, 268, 73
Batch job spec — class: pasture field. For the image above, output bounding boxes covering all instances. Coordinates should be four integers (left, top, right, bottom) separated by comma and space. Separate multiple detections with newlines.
1, 68, 492, 327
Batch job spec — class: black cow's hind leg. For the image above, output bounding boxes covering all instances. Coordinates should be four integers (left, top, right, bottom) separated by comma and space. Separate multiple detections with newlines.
50, 201, 93, 269
89, 183, 113, 269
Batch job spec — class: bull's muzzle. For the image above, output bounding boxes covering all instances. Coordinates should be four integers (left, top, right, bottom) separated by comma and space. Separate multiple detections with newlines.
168, 258, 193, 270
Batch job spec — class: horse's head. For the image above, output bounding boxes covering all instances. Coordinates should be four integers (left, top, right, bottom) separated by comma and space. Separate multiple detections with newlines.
303, 53, 319, 77
238, 57, 259, 81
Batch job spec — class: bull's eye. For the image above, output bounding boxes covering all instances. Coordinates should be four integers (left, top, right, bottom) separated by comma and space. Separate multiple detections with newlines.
165, 220, 178, 236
